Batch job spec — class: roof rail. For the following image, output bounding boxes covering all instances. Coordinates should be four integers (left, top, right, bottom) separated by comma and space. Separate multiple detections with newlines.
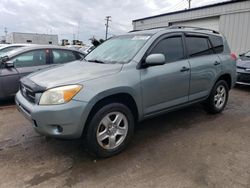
129, 26, 169, 33
129, 25, 220, 34
169, 26, 220, 34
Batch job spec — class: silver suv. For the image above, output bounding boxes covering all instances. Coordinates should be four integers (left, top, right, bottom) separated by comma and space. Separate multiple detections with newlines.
15, 26, 236, 157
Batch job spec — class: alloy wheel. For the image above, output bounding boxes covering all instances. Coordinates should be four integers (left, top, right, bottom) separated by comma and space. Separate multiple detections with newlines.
214, 85, 226, 109
96, 112, 128, 150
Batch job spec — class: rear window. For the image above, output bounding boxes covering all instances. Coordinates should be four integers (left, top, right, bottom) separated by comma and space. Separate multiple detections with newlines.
186, 36, 213, 57
52, 50, 77, 64
209, 35, 224, 54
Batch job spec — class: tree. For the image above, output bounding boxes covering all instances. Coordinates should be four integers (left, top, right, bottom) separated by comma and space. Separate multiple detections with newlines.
89, 37, 105, 47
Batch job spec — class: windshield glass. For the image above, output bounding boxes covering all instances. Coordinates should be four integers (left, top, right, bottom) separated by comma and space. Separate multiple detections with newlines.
0, 46, 21, 56
85, 35, 151, 64
245, 51, 250, 57
0, 47, 23, 58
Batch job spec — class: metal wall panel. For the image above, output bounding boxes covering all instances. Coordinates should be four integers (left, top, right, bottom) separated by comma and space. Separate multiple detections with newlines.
220, 11, 250, 54
133, 1, 250, 54
171, 17, 219, 31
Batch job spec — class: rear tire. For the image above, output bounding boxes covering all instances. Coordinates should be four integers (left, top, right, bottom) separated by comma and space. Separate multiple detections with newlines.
86, 103, 134, 158
205, 80, 229, 114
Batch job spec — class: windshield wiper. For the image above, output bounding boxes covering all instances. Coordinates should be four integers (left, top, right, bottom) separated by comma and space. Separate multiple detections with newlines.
87, 59, 105, 64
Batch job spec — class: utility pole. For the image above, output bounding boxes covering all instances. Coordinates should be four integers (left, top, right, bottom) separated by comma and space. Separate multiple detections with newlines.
187, 0, 191, 9
77, 20, 80, 40
105, 16, 111, 40
4, 27, 7, 37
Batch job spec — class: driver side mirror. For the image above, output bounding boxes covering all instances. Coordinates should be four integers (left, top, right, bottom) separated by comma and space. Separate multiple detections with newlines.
0, 56, 14, 68
145, 54, 166, 66
0, 55, 9, 64
5, 60, 14, 68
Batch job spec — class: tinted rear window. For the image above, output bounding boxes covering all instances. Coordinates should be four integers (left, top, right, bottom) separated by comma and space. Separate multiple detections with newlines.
209, 35, 224, 53
186, 36, 213, 57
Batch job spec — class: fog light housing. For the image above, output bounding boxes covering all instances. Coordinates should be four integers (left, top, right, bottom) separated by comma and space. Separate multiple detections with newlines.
56, 125, 63, 133
50, 125, 63, 134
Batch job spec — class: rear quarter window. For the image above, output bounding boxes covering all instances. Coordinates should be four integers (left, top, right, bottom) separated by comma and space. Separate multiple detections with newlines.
209, 35, 224, 54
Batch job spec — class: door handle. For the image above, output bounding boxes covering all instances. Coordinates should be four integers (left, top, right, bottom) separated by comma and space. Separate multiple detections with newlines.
214, 61, 221, 66
180, 66, 190, 72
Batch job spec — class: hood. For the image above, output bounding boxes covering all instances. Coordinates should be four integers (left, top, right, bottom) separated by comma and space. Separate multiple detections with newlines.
237, 58, 250, 69
26, 60, 123, 88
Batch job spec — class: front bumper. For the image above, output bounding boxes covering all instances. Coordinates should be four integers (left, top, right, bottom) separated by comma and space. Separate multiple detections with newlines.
15, 91, 89, 139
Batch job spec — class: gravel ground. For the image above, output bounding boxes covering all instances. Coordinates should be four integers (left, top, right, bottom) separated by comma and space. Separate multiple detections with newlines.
0, 86, 249, 188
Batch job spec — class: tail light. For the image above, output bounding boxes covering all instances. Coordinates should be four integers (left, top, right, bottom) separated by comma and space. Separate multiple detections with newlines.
231, 53, 237, 61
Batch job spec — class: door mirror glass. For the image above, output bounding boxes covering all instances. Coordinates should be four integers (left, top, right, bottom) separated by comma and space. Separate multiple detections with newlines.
145, 54, 165, 66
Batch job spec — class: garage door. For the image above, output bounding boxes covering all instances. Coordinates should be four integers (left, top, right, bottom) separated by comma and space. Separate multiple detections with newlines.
171, 17, 219, 31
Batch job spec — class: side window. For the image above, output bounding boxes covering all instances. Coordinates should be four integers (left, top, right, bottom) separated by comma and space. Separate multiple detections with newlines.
12, 50, 47, 68
186, 36, 213, 57
210, 35, 224, 54
52, 50, 77, 64
150, 36, 184, 63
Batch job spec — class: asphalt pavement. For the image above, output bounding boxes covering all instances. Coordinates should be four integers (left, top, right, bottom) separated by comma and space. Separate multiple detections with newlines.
0, 87, 249, 188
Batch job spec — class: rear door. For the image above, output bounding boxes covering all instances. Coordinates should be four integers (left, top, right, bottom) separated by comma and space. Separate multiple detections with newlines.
185, 33, 222, 101
2, 49, 50, 97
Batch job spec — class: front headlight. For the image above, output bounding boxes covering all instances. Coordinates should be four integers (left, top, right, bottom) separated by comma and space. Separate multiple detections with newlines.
39, 85, 82, 105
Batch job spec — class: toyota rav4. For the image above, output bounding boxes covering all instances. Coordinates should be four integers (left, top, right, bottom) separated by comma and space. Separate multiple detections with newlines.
15, 26, 236, 157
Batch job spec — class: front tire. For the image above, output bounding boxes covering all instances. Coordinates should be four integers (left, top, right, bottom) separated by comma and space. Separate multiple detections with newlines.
86, 103, 134, 158
205, 80, 229, 114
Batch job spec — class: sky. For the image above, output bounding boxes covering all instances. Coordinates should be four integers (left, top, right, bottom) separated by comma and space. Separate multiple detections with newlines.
0, 0, 227, 44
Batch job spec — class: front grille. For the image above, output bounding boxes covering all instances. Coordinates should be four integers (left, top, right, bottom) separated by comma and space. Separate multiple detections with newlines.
237, 73, 250, 83
20, 84, 36, 103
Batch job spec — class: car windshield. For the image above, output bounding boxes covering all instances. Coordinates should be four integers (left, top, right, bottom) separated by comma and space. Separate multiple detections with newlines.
0, 47, 23, 58
85, 35, 151, 64
0, 46, 21, 56
244, 51, 250, 57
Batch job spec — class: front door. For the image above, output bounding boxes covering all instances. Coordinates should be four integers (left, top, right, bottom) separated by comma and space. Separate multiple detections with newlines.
2, 49, 49, 97
141, 34, 190, 115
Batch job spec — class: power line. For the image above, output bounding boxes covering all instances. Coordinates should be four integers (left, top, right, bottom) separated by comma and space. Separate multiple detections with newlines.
105, 16, 111, 40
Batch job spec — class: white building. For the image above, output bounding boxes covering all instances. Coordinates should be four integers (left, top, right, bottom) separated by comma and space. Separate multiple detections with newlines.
132, 0, 250, 54
0, 36, 6, 43
6, 32, 58, 45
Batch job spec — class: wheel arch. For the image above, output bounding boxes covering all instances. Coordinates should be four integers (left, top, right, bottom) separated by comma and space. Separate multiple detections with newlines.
215, 73, 232, 89
82, 91, 140, 137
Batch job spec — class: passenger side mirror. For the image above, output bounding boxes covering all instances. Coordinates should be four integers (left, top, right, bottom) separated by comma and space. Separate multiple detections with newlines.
145, 54, 166, 66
